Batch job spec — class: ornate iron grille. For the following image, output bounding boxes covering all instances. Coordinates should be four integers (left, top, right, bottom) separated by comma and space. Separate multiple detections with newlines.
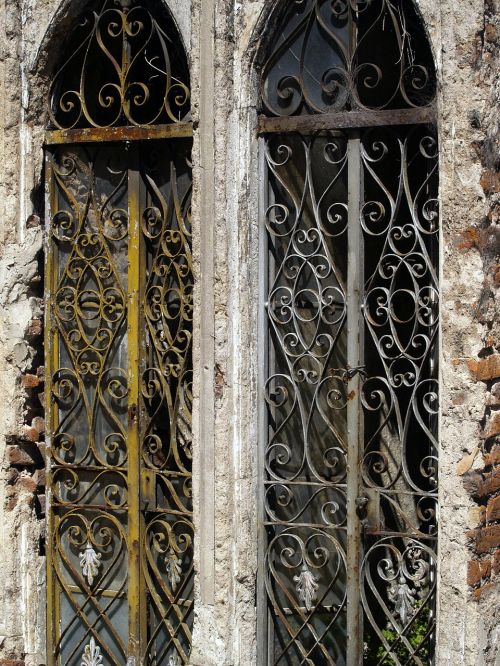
258, 2, 438, 665
44, 2, 193, 665
48, 0, 190, 130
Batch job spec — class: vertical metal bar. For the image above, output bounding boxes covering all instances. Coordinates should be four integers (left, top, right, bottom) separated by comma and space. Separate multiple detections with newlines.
127, 145, 142, 663
45, 149, 58, 666
257, 136, 270, 666
346, 132, 362, 666
198, 0, 216, 605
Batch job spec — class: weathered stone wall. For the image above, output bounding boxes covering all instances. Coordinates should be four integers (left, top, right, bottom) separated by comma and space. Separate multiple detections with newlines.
0, 1, 497, 665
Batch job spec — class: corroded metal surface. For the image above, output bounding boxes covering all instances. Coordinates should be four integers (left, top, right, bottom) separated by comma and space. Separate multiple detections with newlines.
46, 140, 193, 666
45, 123, 193, 146
45, 3, 194, 664
257, 106, 436, 135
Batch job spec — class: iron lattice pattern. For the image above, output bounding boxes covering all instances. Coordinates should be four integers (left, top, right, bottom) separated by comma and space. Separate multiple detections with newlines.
48, 0, 191, 130
260, 0, 436, 116
47, 140, 193, 665
263, 125, 438, 665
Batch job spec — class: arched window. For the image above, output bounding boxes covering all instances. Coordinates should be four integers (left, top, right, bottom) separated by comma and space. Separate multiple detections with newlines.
44, 2, 193, 664
257, 2, 439, 664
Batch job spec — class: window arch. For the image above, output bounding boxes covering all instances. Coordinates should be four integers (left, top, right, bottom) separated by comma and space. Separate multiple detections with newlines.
257, 2, 439, 664
44, 2, 193, 664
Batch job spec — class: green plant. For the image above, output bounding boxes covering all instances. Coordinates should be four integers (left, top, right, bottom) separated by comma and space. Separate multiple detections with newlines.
364, 603, 431, 665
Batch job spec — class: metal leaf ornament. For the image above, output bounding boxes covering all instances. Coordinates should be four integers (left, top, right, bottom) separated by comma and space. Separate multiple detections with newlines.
293, 565, 319, 612
81, 638, 103, 666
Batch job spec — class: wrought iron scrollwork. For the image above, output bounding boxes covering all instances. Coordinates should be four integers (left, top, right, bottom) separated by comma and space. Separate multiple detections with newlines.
48, 0, 191, 130
262, 124, 438, 662
47, 141, 194, 665
263, 133, 349, 664
260, 0, 436, 116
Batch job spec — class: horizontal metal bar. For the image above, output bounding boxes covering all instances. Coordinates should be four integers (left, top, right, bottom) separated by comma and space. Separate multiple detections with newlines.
282, 604, 346, 616
264, 481, 347, 487
258, 106, 436, 135
362, 530, 438, 539
66, 585, 126, 599
45, 122, 193, 145
264, 521, 347, 530
51, 503, 128, 511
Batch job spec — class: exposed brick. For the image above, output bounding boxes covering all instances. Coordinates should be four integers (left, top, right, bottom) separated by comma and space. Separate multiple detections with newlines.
21, 425, 39, 443
0, 661, 25, 666
463, 471, 483, 496
493, 550, 500, 575
26, 318, 42, 338
467, 559, 492, 586
5, 468, 19, 485
33, 468, 46, 489
468, 525, 500, 554
483, 412, 500, 439
6, 444, 37, 467
473, 582, 497, 600
21, 373, 40, 389
483, 444, 500, 467
31, 416, 45, 434
467, 354, 500, 381
5, 487, 17, 512
486, 495, 500, 522
481, 170, 500, 195
478, 468, 500, 498
17, 475, 38, 494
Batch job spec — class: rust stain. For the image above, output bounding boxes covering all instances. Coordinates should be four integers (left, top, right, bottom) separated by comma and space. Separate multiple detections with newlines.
347, 390, 356, 401
458, 226, 480, 251
45, 122, 193, 146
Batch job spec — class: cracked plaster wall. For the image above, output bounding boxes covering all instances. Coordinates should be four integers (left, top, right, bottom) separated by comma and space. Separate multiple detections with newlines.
0, 0, 497, 664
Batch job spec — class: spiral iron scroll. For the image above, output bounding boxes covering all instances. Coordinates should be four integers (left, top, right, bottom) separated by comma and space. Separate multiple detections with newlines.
48, 0, 190, 129
264, 133, 349, 664
263, 125, 438, 664
48, 142, 194, 665
260, 0, 436, 116
140, 143, 194, 665
49, 145, 130, 665
360, 126, 438, 664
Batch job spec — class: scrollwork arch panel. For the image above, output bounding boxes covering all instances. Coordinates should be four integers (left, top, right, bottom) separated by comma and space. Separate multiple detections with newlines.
257, 2, 439, 664
44, 2, 194, 665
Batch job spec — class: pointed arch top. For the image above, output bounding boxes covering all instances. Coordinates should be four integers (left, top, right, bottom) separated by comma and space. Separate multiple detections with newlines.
47, 0, 191, 130
258, 0, 436, 117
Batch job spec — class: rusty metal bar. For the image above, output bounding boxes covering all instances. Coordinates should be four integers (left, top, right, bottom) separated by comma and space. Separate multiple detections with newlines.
127, 148, 142, 664
257, 106, 436, 135
44, 123, 193, 146
346, 133, 362, 666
